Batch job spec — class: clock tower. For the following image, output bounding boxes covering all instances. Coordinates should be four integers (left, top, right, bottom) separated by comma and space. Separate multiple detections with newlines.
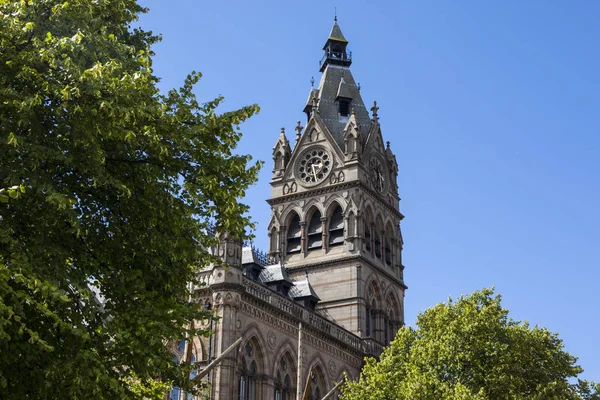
267, 18, 406, 346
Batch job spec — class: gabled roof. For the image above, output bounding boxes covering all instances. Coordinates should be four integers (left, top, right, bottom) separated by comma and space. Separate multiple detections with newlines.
336, 77, 353, 99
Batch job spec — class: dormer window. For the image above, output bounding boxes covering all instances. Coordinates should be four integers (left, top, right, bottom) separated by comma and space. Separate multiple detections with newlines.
338, 99, 350, 117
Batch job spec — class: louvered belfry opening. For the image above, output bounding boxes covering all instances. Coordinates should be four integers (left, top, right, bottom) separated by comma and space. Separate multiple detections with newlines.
307, 210, 323, 251
328, 205, 344, 247
286, 213, 302, 254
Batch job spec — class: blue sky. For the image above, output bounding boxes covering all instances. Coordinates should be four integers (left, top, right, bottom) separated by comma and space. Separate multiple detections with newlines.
138, 1, 600, 380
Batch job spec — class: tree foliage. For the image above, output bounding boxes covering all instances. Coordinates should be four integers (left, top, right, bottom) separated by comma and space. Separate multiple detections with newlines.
0, 0, 261, 398
342, 288, 599, 400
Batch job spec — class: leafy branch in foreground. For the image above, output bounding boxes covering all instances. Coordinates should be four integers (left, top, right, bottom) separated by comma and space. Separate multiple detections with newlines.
0, 0, 261, 398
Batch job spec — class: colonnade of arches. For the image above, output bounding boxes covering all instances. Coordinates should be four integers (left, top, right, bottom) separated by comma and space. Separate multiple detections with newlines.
280, 202, 345, 256
270, 199, 401, 271
364, 279, 403, 345
361, 205, 401, 268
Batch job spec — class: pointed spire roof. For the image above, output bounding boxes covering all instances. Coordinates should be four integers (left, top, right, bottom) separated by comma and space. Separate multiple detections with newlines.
324, 18, 348, 47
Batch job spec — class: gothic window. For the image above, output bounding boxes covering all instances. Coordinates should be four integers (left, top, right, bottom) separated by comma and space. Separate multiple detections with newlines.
286, 213, 301, 254
374, 230, 381, 259
307, 210, 323, 251
384, 314, 389, 344
239, 341, 259, 400
169, 342, 198, 400
328, 205, 344, 247
386, 296, 399, 345
274, 355, 294, 400
308, 368, 325, 400
366, 293, 376, 338
364, 222, 371, 253
384, 237, 391, 266
370, 299, 376, 338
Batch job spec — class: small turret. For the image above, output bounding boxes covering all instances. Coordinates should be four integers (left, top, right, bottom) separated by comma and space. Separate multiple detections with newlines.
272, 127, 291, 180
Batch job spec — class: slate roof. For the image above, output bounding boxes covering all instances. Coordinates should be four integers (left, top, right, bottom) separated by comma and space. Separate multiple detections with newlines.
324, 19, 348, 46
316, 65, 372, 148
259, 263, 294, 285
241, 246, 260, 265
289, 279, 320, 300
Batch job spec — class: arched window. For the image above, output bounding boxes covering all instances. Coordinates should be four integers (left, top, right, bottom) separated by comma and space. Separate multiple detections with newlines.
286, 213, 301, 254
374, 230, 381, 259
328, 205, 344, 247
169, 341, 198, 400
370, 299, 376, 338
307, 210, 322, 251
386, 296, 399, 345
309, 367, 325, 400
384, 237, 391, 266
365, 304, 371, 337
364, 222, 371, 253
239, 341, 259, 400
274, 355, 294, 400
366, 294, 376, 338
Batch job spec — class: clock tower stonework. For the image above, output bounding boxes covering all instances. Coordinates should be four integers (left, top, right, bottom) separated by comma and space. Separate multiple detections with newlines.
267, 18, 406, 344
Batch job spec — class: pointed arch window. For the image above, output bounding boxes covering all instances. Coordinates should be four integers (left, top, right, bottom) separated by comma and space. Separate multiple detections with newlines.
384, 237, 392, 266
328, 205, 344, 247
374, 230, 382, 259
274, 356, 294, 400
169, 342, 198, 400
286, 213, 301, 254
307, 210, 322, 251
370, 299, 377, 338
309, 369, 325, 400
366, 296, 376, 338
239, 342, 259, 400
364, 222, 371, 253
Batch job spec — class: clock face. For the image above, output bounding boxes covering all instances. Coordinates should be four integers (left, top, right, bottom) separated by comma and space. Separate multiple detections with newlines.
370, 156, 387, 194
296, 147, 332, 186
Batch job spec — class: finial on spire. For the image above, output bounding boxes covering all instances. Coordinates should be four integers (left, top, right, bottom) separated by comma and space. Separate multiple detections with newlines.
280, 127, 286, 136
357, 82, 361, 91
295, 121, 303, 142
351, 107, 356, 116
386, 141, 391, 149
310, 76, 315, 88
371, 100, 379, 122
334, 7, 337, 22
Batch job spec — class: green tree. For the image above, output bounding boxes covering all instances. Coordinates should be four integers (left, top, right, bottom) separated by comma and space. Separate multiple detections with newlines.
0, 0, 261, 398
342, 288, 599, 400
